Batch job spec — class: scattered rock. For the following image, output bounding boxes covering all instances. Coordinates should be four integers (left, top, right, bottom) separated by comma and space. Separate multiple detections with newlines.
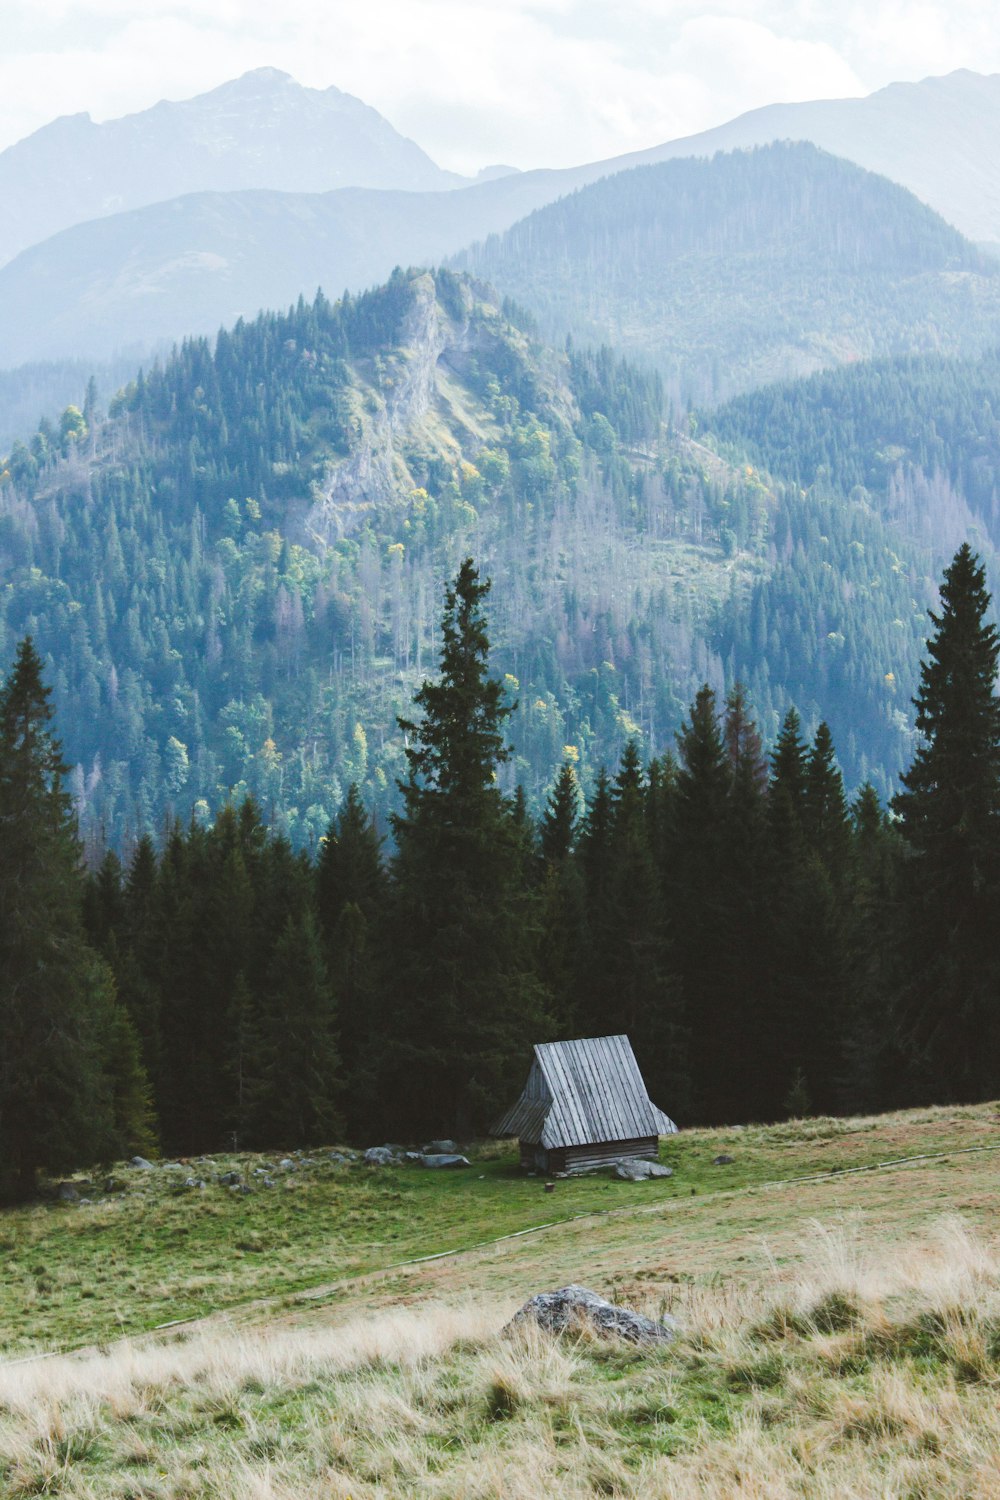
614, 1158, 674, 1181
262, 1176, 276, 1188
229, 1183, 253, 1195
712, 1154, 734, 1166
364, 1146, 402, 1166
423, 1139, 459, 1155
328, 1152, 351, 1164
278, 1158, 296, 1171
104, 1177, 125, 1193
184, 1177, 206, 1189
57, 1182, 79, 1203
421, 1154, 471, 1169
130, 1156, 154, 1170
161, 1162, 185, 1171
218, 1170, 241, 1186
506, 1285, 678, 1345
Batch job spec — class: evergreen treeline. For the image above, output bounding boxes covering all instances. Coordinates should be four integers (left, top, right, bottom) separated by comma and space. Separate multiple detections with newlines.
5, 545, 999, 1196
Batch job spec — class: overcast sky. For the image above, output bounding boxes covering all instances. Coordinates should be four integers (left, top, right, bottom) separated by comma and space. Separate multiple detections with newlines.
2, 1, 998, 174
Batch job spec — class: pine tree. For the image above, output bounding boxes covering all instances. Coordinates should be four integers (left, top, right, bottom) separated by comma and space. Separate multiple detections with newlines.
386, 559, 549, 1136
255, 911, 343, 1147
893, 543, 1000, 1098
840, 784, 901, 1111
540, 760, 581, 866
317, 784, 384, 934
0, 639, 113, 1195
767, 708, 847, 1116
668, 686, 730, 1118
719, 684, 772, 1121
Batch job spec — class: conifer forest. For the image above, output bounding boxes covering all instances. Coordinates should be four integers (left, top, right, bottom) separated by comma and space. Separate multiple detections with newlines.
4, 136, 1000, 1197
3, 540, 1000, 1193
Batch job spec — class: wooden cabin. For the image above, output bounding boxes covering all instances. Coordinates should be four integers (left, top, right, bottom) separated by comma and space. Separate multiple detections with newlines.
491, 1034, 677, 1174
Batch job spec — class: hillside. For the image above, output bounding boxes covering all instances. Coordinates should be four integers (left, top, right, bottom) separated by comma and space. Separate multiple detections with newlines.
4, 264, 976, 844
4, 70, 1000, 374
0, 68, 463, 271
3, 1104, 1000, 1495
618, 67, 1000, 249
457, 143, 1000, 405
709, 345, 1000, 560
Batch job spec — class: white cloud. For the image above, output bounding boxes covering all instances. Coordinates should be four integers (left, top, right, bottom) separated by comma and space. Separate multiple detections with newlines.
0, 0, 998, 174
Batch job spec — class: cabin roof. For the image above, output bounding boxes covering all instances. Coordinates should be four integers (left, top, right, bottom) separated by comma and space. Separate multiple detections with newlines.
491, 1034, 677, 1148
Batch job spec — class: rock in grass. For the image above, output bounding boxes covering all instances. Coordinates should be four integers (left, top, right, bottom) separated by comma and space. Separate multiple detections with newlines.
712, 1154, 735, 1165
57, 1182, 79, 1202
614, 1158, 673, 1181
130, 1156, 154, 1169
423, 1139, 459, 1155
421, 1154, 471, 1169
364, 1146, 403, 1166
506, 1285, 677, 1344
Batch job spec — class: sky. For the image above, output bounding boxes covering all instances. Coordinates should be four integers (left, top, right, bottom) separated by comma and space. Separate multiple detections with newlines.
2, 1, 999, 175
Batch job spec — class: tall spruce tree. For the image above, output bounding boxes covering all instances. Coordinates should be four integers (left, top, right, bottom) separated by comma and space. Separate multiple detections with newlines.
255, 911, 343, 1146
893, 543, 1000, 1099
668, 686, 732, 1119
386, 559, 548, 1136
0, 639, 115, 1195
537, 759, 585, 1035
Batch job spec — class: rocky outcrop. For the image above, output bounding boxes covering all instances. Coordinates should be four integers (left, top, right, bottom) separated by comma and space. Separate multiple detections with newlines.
305, 273, 485, 543
506, 1285, 678, 1344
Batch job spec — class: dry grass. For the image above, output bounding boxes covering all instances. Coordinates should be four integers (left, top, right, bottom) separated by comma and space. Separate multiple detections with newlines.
5, 1216, 1000, 1497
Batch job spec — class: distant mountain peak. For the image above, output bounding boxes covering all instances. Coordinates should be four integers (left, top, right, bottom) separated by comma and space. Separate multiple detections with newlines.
0, 69, 465, 269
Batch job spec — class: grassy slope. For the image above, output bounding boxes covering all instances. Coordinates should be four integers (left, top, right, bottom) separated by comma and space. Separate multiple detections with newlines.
4, 1104, 1000, 1497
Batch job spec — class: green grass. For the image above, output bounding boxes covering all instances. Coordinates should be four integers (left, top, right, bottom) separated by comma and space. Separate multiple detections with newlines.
3, 1103, 999, 1358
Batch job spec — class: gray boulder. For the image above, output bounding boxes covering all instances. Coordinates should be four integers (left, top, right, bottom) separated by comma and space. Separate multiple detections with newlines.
506, 1285, 678, 1344
57, 1181, 79, 1202
218, 1170, 242, 1186
712, 1154, 735, 1166
614, 1158, 673, 1181
278, 1158, 296, 1171
423, 1139, 459, 1155
183, 1176, 206, 1189
421, 1154, 471, 1169
130, 1156, 154, 1169
364, 1146, 400, 1166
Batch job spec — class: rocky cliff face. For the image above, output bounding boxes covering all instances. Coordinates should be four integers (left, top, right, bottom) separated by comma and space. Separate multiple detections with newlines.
306, 274, 515, 543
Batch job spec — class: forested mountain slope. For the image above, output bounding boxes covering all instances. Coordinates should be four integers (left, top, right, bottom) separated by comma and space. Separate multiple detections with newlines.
615, 68, 1000, 248
0, 68, 463, 270
709, 347, 1000, 555
4, 141, 997, 390
0, 269, 974, 847
458, 144, 1000, 405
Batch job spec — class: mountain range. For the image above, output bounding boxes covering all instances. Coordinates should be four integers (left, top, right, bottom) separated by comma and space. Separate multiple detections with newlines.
0, 68, 465, 271
456, 143, 1000, 405
2, 68, 1000, 373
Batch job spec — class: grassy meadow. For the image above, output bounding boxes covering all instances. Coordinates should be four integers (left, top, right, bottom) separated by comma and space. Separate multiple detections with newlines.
3, 1103, 1000, 1496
